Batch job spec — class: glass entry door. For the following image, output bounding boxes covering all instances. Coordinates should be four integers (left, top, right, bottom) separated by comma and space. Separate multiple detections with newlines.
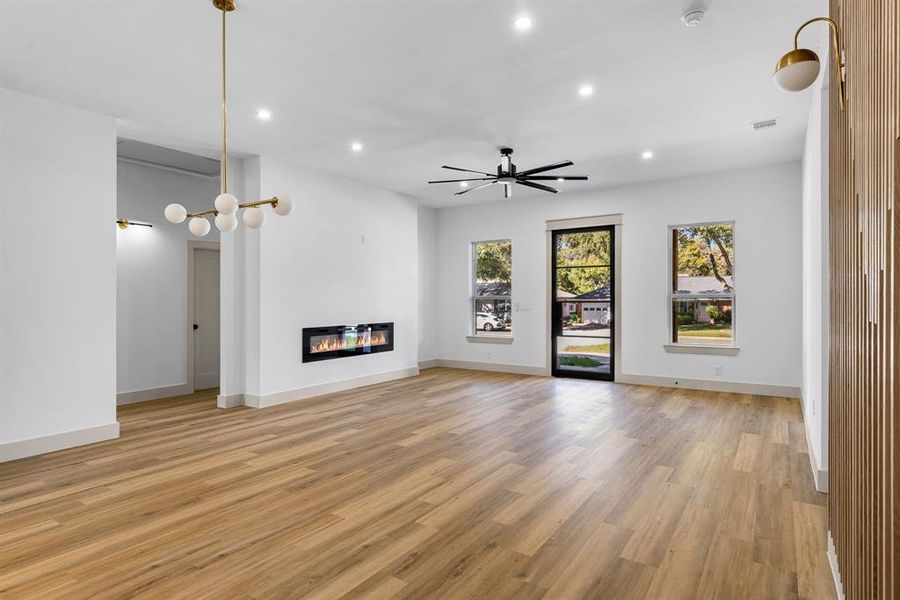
551, 226, 615, 380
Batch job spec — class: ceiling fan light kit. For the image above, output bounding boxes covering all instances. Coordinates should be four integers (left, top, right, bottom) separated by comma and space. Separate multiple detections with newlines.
428, 147, 589, 199
163, 0, 293, 236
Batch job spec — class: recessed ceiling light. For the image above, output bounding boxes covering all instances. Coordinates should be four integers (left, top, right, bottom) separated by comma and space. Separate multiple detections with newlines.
557, 178, 565, 182
459, 181, 469, 188
578, 84, 594, 97
642, 150, 654, 159
514, 15, 532, 31
256, 108, 272, 121
350, 141, 363, 153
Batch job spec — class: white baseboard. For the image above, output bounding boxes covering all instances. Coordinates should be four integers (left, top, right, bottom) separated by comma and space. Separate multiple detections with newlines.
117, 383, 193, 405
0, 422, 120, 463
799, 392, 829, 492
827, 532, 845, 600
425, 362, 796, 391
217, 393, 245, 409
241, 366, 420, 409
428, 359, 550, 377
618, 373, 800, 399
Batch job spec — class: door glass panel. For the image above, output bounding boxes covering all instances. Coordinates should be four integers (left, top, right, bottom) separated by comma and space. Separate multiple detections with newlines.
555, 334, 611, 374
556, 265, 610, 299
556, 300, 611, 376
556, 230, 611, 268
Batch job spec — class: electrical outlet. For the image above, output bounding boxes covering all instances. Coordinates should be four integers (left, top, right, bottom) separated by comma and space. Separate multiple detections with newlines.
714, 366, 723, 377
485, 351, 492, 360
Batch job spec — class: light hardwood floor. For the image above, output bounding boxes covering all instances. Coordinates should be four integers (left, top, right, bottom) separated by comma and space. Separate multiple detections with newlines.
0, 368, 834, 599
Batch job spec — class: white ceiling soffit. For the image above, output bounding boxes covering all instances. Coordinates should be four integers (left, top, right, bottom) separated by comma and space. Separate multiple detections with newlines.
0, 0, 827, 207
117, 138, 221, 176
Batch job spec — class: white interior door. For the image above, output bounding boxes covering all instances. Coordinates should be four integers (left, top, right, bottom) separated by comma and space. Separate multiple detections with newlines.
193, 248, 220, 390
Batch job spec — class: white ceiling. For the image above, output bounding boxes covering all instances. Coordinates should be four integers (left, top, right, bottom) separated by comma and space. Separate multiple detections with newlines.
0, 0, 825, 207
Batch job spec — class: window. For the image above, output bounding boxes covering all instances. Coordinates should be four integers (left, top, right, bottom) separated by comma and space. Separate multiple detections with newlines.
472, 240, 511, 336
669, 223, 734, 346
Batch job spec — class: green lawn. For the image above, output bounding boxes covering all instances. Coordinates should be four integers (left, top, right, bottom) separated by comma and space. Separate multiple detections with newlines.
677, 324, 733, 338
560, 356, 601, 368
563, 343, 610, 354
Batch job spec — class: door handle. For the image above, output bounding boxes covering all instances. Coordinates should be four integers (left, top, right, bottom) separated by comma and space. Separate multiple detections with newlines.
193, 323, 199, 330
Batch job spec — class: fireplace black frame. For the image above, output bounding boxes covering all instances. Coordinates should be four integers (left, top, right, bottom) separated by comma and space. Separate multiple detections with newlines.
301, 322, 394, 363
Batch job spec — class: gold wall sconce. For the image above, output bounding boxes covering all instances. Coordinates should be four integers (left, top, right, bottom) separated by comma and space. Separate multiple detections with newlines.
116, 219, 153, 230
774, 17, 847, 109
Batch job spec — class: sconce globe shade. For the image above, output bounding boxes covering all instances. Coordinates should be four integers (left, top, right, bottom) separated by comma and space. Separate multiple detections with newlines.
273, 195, 294, 216
774, 48, 821, 92
243, 207, 266, 229
215, 213, 238, 233
214, 193, 239, 215
188, 216, 211, 237
164, 203, 188, 224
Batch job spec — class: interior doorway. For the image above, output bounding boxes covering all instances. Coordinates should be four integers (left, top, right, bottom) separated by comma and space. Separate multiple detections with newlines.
551, 225, 615, 380
188, 244, 220, 391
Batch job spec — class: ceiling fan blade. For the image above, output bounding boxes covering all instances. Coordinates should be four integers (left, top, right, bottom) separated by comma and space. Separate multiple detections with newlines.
442, 165, 496, 177
517, 160, 574, 177
428, 177, 496, 184
454, 181, 497, 195
515, 180, 558, 193
519, 175, 588, 181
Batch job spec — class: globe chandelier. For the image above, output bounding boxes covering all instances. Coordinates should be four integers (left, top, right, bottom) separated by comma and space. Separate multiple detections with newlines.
164, 0, 292, 235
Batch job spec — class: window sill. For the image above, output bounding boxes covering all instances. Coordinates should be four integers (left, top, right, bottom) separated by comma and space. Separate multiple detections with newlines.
664, 344, 740, 356
466, 335, 514, 345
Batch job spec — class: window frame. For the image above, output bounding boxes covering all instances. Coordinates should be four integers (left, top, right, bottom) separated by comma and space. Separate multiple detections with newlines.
666, 221, 737, 349
550, 225, 616, 381
471, 239, 512, 338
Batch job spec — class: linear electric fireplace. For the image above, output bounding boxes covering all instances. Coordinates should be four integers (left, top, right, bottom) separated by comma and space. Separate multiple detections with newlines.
302, 322, 394, 363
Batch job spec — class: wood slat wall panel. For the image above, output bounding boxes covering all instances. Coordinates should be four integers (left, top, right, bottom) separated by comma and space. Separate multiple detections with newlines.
828, 1, 899, 599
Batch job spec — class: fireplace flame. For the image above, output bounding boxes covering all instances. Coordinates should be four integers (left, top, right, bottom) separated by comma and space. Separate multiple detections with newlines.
310, 330, 389, 354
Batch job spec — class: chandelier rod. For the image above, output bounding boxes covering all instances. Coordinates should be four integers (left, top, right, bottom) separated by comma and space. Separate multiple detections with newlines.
221, 5, 228, 194
186, 197, 280, 219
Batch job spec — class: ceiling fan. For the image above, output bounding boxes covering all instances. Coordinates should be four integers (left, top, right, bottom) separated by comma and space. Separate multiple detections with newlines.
427, 147, 588, 199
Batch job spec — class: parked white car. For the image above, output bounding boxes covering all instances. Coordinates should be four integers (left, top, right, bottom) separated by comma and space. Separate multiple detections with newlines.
476, 312, 505, 331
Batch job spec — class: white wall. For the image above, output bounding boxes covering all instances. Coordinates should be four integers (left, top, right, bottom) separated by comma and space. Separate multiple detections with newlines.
220, 157, 250, 401
800, 39, 830, 489
433, 162, 803, 391
417, 205, 438, 363
222, 156, 420, 405
116, 160, 220, 398
0, 89, 118, 457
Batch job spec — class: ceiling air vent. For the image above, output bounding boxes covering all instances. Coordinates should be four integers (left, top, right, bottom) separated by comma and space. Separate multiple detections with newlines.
752, 118, 778, 131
